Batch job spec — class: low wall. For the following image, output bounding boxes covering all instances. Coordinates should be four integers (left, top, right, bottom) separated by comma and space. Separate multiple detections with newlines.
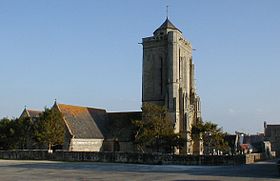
246, 153, 262, 164
0, 150, 248, 165
70, 138, 104, 152
245, 152, 275, 164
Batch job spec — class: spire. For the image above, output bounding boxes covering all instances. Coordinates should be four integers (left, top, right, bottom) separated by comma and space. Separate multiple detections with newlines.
166, 5, 169, 19
153, 18, 181, 35
54, 98, 57, 106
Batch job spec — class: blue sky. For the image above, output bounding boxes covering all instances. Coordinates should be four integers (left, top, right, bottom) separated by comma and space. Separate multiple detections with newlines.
0, 0, 279, 134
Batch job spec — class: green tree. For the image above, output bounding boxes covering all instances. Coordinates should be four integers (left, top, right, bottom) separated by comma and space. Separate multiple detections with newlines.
35, 108, 65, 151
191, 120, 228, 154
0, 118, 17, 149
15, 117, 36, 149
133, 103, 186, 153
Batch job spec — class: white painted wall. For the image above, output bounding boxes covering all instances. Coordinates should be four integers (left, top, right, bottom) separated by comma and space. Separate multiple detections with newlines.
69, 138, 104, 152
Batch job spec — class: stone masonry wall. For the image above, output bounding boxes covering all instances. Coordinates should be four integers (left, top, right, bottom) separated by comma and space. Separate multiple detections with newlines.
0, 150, 252, 165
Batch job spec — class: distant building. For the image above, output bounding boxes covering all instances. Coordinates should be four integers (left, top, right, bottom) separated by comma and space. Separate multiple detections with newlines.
19, 108, 42, 121
264, 121, 280, 156
244, 133, 265, 153
225, 132, 265, 154
243, 133, 264, 144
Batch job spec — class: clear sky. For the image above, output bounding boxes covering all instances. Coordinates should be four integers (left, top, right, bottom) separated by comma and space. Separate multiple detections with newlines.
0, 0, 279, 134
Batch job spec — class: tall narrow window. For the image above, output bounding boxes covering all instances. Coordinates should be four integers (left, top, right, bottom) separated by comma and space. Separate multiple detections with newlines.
160, 57, 163, 95
179, 49, 181, 81
179, 58, 181, 80
167, 91, 169, 109
184, 113, 187, 131
173, 98, 176, 111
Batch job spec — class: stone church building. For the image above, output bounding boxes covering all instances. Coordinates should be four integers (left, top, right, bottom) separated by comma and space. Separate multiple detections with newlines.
20, 18, 202, 155
20, 103, 141, 152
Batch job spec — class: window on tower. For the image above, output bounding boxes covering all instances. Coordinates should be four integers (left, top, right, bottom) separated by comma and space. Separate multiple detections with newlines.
173, 98, 176, 111
184, 113, 187, 131
160, 57, 163, 95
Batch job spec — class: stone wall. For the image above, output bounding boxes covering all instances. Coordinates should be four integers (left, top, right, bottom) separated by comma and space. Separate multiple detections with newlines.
69, 139, 104, 152
0, 150, 250, 165
245, 152, 276, 164
245, 153, 262, 164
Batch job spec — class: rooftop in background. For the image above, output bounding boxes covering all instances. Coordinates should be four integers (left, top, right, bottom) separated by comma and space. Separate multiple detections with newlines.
19, 108, 42, 119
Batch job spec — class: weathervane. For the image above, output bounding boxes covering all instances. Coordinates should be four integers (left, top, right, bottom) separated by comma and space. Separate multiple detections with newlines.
166, 5, 169, 19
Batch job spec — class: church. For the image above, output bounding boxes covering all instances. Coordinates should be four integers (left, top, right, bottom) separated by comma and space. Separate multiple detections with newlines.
20, 18, 202, 155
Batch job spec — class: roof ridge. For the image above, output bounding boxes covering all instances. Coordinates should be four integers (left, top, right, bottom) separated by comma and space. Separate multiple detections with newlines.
26, 109, 42, 112
58, 103, 87, 108
57, 103, 106, 111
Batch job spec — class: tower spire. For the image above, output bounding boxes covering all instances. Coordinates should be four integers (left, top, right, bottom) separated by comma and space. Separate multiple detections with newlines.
166, 5, 169, 19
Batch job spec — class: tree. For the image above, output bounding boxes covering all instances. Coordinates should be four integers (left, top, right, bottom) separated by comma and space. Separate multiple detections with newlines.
15, 117, 36, 149
133, 103, 186, 153
191, 120, 228, 155
34, 108, 65, 151
0, 118, 17, 149
0, 117, 40, 150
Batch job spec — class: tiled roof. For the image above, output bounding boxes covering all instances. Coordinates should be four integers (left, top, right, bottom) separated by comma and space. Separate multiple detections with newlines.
54, 103, 143, 141
26, 109, 42, 118
57, 104, 109, 139
240, 144, 250, 150
19, 108, 42, 119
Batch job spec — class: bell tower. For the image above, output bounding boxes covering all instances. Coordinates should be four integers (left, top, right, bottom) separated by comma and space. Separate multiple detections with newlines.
142, 18, 202, 155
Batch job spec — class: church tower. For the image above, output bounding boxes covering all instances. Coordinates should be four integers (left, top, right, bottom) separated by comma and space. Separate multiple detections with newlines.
142, 18, 202, 155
